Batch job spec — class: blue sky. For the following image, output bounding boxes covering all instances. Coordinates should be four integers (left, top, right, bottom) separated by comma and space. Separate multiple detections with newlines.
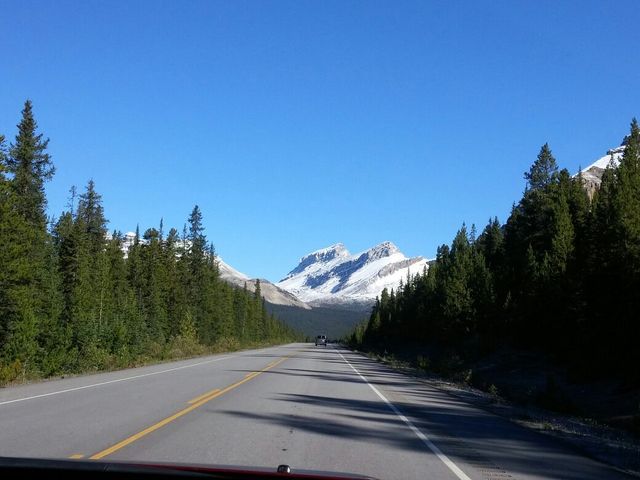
1, 0, 639, 281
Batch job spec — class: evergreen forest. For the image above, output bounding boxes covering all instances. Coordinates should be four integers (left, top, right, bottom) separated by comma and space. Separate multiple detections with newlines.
351, 119, 640, 385
0, 100, 299, 384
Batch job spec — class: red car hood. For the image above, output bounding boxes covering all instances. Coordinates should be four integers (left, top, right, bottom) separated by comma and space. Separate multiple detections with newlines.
0, 456, 379, 480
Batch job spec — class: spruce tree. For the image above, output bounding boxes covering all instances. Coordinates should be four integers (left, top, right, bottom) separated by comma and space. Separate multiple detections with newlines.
188, 205, 206, 269
608, 119, 640, 377
186, 206, 214, 342
253, 279, 263, 339
547, 195, 575, 277
614, 118, 640, 267
0, 135, 29, 348
7, 100, 54, 228
524, 143, 559, 191
164, 227, 185, 338
2, 102, 56, 372
141, 227, 168, 342
77, 180, 107, 257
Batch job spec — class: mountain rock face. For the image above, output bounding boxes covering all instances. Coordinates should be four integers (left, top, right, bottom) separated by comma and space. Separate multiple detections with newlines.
277, 242, 428, 308
217, 257, 312, 310
579, 138, 627, 197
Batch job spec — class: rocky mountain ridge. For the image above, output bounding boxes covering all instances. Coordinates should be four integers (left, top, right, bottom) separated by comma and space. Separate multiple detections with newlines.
276, 241, 428, 307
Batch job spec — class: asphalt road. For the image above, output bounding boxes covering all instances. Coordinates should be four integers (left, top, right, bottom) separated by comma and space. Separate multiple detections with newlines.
0, 343, 632, 479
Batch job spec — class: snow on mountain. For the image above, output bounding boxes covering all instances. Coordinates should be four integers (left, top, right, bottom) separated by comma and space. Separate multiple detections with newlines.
578, 139, 627, 197
277, 241, 428, 307
122, 231, 138, 251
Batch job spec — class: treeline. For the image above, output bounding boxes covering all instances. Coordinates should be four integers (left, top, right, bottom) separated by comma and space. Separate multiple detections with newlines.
352, 119, 640, 383
0, 100, 299, 383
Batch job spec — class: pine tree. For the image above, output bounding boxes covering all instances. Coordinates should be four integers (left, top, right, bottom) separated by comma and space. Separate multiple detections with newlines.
234, 284, 248, 340
2, 102, 56, 373
469, 247, 495, 336
185, 206, 208, 340
607, 119, 640, 377
547, 194, 575, 277
188, 205, 206, 271
118, 223, 150, 356
77, 180, 107, 257
253, 279, 263, 340
102, 231, 135, 356
476, 217, 504, 270
57, 180, 111, 363
0, 134, 15, 343
442, 226, 475, 338
7, 100, 54, 228
614, 118, 640, 268
140, 227, 168, 343
0, 135, 32, 351
581, 160, 619, 372
524, 143, 559, 191
164, 227, 185, 338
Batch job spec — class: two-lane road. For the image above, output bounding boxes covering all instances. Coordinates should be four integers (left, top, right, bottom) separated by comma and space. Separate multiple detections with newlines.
0, 344, 631, 479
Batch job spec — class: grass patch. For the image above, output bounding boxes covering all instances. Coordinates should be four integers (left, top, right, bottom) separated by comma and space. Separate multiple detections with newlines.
0, 337, 286, 388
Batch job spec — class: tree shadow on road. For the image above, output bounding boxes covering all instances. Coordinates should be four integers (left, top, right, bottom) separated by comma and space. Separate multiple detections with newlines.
217, 389, 627, 479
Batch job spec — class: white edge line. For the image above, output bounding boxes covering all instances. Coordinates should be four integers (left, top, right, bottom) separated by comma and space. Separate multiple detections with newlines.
337, 349, 473, 480
0, 355, 235, 407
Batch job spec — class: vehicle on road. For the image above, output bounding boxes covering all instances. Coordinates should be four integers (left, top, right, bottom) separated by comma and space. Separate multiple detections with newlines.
315, 335, 328, 347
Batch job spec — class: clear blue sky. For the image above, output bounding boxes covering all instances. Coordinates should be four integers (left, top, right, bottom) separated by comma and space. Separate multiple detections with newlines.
1, 0, 639, 281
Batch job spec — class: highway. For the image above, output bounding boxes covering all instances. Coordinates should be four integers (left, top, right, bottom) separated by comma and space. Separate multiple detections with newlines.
0, 343, 631, 479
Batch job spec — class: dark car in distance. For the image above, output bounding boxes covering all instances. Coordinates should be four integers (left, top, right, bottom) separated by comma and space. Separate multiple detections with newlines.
315, 335, 327, 347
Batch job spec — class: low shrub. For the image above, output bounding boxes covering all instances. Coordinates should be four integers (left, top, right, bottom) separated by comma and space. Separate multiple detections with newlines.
489, 384, 499, 397
416, 354, 430, 371
0, 359, 22, 386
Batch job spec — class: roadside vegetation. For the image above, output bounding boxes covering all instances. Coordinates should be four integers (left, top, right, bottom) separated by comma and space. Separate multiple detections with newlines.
0, 100, 300, 385
349, 119, 640, 434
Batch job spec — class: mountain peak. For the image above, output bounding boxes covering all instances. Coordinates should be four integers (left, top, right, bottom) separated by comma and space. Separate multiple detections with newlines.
277, 241, 428, 306
308, 243, 349, 257
578, 140, 627, 198
364, 241, 400, 259
280, 243, 350, 281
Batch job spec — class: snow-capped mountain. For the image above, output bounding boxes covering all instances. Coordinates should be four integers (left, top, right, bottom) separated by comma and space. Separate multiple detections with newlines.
579, 138, 627, 196
277, 242, 428, 307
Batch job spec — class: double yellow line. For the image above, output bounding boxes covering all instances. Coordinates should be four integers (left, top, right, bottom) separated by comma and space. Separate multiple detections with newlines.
87, 355, 289, 460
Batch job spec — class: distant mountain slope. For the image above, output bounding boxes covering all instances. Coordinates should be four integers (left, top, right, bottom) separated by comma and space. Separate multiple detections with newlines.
216, 257, 366, 337
217, 257, 311, 310
277, 242, 428, 307
266, 303, 369, 339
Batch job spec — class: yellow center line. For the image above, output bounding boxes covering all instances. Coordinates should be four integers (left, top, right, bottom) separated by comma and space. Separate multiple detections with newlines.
88, 355, 289, 460
187, 388, 221, 404
69, 454, 84, 459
